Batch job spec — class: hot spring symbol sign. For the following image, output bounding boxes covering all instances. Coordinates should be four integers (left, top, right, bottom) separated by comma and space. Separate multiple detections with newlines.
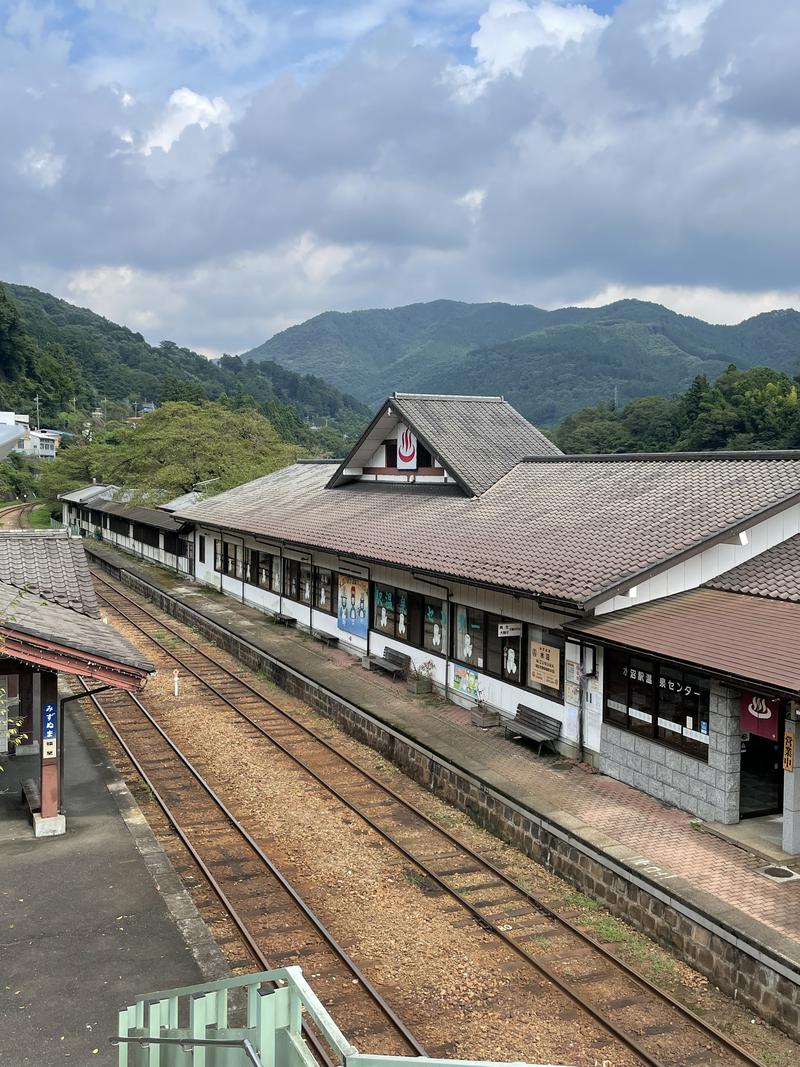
397, 425, 417, 470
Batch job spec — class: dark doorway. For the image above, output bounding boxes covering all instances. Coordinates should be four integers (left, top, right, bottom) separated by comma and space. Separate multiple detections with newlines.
740, 734, 783, 818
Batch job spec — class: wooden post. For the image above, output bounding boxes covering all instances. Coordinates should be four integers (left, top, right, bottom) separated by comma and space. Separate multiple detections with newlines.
39, 670, 59, 820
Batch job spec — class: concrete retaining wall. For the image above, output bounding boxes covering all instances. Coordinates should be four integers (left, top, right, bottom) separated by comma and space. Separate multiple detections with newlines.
95, 555, 800, 1038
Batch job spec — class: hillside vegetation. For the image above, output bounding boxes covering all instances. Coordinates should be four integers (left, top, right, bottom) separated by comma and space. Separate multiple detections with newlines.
243, 298, 800, 424
1, 283, 368, 450
553, 366, 800, 454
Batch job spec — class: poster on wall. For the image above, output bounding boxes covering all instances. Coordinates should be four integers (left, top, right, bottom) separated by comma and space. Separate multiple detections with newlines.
739, 692, 780, 741
338, 576, 369, 639
529, 642, 561, 689
453, 666, 480, 699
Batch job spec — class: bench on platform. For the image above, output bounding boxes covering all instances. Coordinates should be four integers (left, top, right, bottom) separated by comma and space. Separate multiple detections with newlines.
363, 646, 411, 679
312, 631, 339, 648
500, 703, 561, 755
271, 613, 297, 627
21, 777, 41, 815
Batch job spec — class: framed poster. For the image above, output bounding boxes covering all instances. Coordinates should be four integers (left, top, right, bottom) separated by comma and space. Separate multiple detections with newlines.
338, 576, 369, 639
453, 666, 480, 699
529, 642, 561, 690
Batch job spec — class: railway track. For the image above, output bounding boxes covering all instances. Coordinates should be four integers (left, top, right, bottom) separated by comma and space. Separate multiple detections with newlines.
89, 567, 768, 1067
0, 501, 34, 528
77, 677, 424, 1063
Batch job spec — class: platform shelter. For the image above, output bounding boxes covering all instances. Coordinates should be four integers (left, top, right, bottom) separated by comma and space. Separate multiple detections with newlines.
0, 530, 153, 835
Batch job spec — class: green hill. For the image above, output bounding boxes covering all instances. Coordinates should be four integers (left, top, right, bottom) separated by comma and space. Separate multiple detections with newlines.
242, 298, 800, 424
1, 283, 368, 446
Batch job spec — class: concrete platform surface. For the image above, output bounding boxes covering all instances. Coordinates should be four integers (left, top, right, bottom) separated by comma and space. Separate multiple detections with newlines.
86, 542, 800, 977
0, 702, 217, 1066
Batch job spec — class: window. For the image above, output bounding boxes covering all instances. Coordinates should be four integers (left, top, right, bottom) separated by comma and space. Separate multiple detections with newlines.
417, 442, 433, 467
224, 542, 239, 579
455, 606, 485, 668
527, 624, 564, 700
314, 568, 336, 615
257, 553, 272, 590
214, 539, 223, 571
300, 563, 312, 604
603, 651, 710, 760
374, 585, 396, 635
198, 535, 206, 564
423, 598, 446, 654
134, 523, 160, 549
270, 556, 281, 593
384, 439, 397, 467
109, 515, 130, 537
283, 558, 300, 601
242, 547, 257, 585
163, 531, 179, 555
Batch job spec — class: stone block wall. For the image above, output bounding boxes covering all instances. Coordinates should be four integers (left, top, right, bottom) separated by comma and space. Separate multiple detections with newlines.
600, 682, 741, 824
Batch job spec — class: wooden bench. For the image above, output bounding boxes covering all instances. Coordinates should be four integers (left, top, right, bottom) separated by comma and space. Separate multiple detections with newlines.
363, 646, 411, 679
312, 631, 339, 649
271, 612, 297, 627
500, 703, 561, 755
21, 777, 41, 815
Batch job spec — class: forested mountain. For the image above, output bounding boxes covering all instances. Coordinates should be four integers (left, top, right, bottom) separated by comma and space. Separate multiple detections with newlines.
242, 298, 800, 424
553, 366, 800, 454
1, 283, 368, 448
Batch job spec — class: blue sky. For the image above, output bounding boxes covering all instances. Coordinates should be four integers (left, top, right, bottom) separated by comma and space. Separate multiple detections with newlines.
2, 1, 799, 354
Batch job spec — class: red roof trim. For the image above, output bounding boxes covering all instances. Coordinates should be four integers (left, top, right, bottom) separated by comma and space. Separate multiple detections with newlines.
0, 628, 152, 692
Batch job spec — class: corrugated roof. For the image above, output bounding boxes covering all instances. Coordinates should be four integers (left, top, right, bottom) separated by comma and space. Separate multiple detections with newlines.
564, 587, 800, 694
0, 580, 154, 674
0, 530, 100, 617
94, 499, 183, 532
175, 452, 800, 606
707, 533, 800, 602
58, 484, 118, 504
391, 393, 561, 495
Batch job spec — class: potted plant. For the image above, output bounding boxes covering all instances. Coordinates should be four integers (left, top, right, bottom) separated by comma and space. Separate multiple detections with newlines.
470, 687, 500, 728
407, 659, 435, 695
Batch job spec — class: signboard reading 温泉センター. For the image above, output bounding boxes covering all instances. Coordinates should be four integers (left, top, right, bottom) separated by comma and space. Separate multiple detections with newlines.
529, 642, 560, 689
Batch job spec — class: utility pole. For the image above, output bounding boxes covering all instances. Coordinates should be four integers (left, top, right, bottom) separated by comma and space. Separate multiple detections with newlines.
34, 394, 41, 430
612, 385, 618, 411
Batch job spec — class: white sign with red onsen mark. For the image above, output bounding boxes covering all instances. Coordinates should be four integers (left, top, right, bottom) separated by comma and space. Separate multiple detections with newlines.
397, 424, 417, 469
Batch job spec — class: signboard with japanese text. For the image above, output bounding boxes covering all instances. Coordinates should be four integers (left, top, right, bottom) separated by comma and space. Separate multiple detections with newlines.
529, 642, 560, 690
740, 692, 780, 741
784, 730, 795, 772
498, 622, 522, 638
337, 576, 369, 639
42, 703, 57, 760
396, 425, 418, 470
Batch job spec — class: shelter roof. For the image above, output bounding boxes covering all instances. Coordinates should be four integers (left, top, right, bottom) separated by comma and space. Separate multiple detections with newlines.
160, 490, 201, 512
58, 483, 118, 504
175, 451, 800, 607
706, 533, 800, 602
94, 499, 183, 532
0, 530, 100, 617
564, 587, 800, 695
327, 393, 560, 496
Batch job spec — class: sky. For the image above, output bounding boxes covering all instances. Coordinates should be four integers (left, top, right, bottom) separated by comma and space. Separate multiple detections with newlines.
2, 0, 799, 356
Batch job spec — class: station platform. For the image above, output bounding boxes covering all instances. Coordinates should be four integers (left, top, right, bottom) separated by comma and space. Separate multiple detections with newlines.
0, 699, 225, 1066
85, 542, 800, 982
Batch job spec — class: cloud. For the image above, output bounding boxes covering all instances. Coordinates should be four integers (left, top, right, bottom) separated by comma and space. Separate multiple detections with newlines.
0, 0, 799, 359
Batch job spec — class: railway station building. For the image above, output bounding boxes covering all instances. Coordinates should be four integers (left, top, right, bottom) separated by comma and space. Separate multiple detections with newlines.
65, 393, 800, 852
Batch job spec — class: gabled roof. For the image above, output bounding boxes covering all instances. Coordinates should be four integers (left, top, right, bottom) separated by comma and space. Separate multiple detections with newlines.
160, 490, 202, 512
0, 530, 100, 617
94, 499, 184, 532
327, 392, 560, 496
564, 588, 800, 695
175, 451, 800, 607
707, 533, 800, 602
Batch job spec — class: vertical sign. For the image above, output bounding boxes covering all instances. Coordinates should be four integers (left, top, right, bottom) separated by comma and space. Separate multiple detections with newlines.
42, 702, 57, 760
396, 425, 418, 470
784, 730, 796, 772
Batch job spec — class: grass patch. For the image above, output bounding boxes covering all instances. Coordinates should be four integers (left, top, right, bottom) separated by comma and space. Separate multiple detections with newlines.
28, 504, 53, 529
562, 890, 601, 913
583, 915, 630, 943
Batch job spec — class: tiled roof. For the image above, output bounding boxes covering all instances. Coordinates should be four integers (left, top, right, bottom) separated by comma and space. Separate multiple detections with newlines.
0, 530, 100, 617
0, 580, 154, 673
706, 533, 800, 602
564, 588, 800, 694
160, 490, 201, 512
391, 393, 561, 495
176, 452, 800, 606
